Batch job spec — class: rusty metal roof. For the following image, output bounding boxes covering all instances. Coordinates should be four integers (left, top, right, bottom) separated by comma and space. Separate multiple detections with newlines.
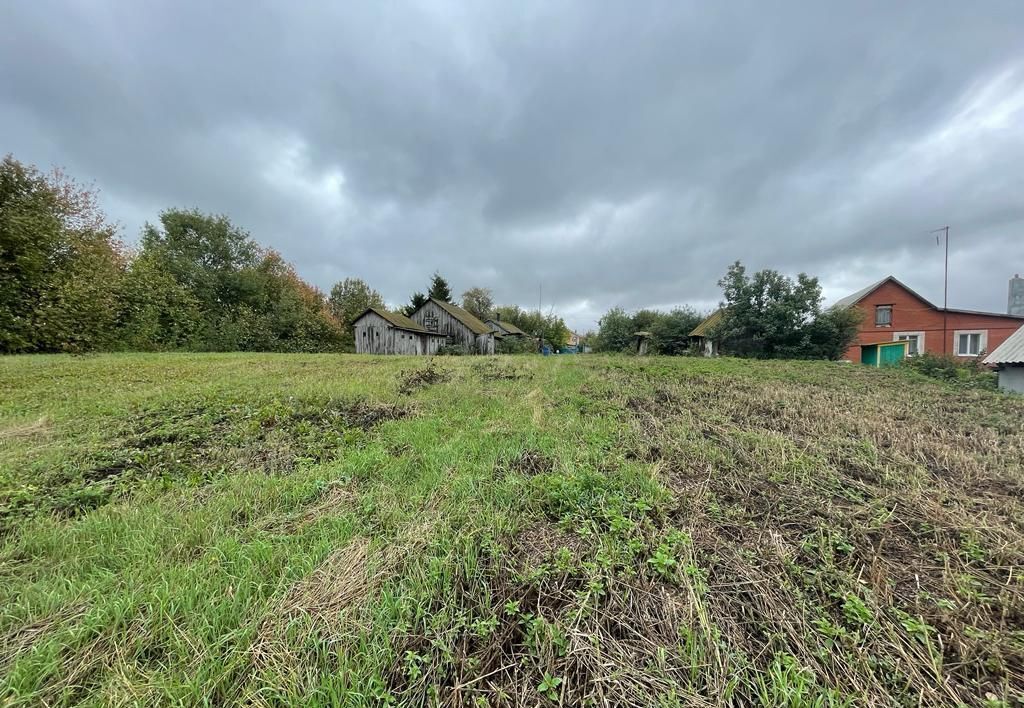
984, 324, 1024, 365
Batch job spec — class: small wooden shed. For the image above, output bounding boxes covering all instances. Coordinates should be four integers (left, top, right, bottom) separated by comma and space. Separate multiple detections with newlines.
689, 309, 724, 357
633, 331, 653, 356
409, 298, 495, 354
352, 307, 446, 355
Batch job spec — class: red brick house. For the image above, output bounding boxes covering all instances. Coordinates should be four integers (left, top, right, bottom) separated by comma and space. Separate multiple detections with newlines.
835, 276, 1024, 362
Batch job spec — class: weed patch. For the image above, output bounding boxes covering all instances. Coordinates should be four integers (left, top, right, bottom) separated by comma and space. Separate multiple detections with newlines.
397, 363, 450, 395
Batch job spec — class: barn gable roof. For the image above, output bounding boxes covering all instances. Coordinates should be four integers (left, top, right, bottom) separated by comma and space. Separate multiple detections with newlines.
426, 298, 493, 336
690, 309, 724, 338
487, 319, 527, 335
984, 324, 1024, 365
352, 307, 432, 334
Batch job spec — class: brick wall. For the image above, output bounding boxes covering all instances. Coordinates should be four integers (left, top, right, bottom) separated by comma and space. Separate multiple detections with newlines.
842, 280, 1024, 361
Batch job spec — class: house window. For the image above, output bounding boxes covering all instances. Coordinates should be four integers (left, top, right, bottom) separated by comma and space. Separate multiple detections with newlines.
875, 305, 892, 327
954, 330, 987, 357
894, 332, 923, 357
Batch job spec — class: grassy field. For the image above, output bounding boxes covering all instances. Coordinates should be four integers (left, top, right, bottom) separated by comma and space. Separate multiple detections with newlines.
1, 353, 1022, 706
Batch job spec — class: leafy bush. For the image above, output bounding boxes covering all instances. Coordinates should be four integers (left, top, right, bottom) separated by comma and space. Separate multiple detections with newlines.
496, 336, 534, 354
900, 353, 997, 390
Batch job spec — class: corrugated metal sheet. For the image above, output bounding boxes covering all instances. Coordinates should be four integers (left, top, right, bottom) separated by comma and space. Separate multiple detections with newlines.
984, 324, 1024, 365
690, 309, 724, 338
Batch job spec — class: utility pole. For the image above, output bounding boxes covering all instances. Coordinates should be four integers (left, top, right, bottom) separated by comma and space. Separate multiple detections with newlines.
931, 226, 950, 354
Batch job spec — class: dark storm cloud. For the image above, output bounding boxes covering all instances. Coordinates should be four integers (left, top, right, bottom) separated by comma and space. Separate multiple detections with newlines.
3, 1, 1023, 331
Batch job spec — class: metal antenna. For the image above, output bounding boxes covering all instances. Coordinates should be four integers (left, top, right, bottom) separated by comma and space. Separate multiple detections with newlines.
930, 226, 950, 354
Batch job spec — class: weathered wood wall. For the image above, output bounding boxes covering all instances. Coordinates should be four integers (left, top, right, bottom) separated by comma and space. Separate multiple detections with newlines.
410, 301, 494, 354
354, 312, 426, 355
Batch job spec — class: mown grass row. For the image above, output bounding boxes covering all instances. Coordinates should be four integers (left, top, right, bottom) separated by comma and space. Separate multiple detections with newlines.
1, 353, 1022, 706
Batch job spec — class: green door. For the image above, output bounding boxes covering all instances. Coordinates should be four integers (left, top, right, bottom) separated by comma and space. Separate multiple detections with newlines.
861, 345, 878, 367
878, 341, 907, 367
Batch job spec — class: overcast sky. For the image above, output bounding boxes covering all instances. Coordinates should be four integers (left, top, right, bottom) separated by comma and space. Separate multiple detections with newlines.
3, 2, 1023, 331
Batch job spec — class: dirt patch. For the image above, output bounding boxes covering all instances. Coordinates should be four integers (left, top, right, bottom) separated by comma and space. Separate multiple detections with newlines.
0, 416, 52, 443
398, 364, 450, 395
496, 449, 555, 479
513, 520, 589, 569
290, 398, 410, 430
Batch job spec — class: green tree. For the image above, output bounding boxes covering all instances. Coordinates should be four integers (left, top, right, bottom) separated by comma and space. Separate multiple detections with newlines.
0, 156, 125, 352
595, 307, 635, 352
713, 260, 857, 359
461, 286, 494, 321
402, 291, 428, 316
428, 271, 453, 302
328, 277, 385, 350
650, 306, 703, 355
116, 252, 202, 350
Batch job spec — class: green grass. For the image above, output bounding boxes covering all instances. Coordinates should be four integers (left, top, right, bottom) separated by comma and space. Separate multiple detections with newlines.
1, 353, 1022, 706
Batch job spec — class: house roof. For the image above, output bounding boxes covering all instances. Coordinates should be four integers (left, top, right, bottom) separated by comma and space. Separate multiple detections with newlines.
488, 319, 527, 335
427, 298, 493, 336
832, 276, 1024, 320
984, 324, 1024, 365
831, 276, 935, 310
690, 309, 724, 338
352, 307, 434, 334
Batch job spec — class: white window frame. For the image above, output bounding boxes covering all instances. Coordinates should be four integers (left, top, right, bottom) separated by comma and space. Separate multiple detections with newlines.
893, 331, 924, 357
953, 329, 987, 357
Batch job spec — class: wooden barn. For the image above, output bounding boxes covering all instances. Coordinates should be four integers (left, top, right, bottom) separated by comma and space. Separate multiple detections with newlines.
409, 298, 495, 354
352, 307, 447, 355
486, 319, 528, 338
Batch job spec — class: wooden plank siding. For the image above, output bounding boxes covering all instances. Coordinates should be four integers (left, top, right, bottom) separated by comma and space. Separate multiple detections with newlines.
410, 301, 495, 354
353, 311, 444, 355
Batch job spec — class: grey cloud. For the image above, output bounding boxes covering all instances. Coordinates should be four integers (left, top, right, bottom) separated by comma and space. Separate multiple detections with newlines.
3, 1, 1023, 332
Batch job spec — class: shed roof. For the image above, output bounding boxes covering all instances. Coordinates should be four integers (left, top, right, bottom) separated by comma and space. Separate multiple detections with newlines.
690, 309, 724, 338
984, 324, 1024, 365
428, 298, 493, 335
352, 307, 432, 334
488, 319, 527, 335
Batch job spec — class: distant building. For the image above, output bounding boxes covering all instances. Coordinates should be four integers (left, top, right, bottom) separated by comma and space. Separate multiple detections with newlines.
486, 319, 528, 337
833, 276, 1024, 361
1009, 274, 1024, 316
984, 324, 1024, 393
689, 309, 724, 357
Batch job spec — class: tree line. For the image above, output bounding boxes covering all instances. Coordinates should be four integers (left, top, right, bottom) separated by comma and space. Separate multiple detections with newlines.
594, 261, 861, 359
1, 155, 572, 355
